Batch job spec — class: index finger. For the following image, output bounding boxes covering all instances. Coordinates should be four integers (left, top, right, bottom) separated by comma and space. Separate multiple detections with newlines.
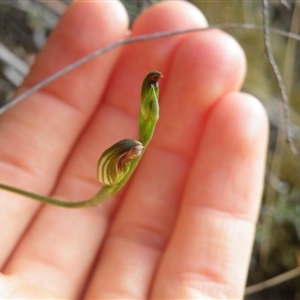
0, 0, 128, 267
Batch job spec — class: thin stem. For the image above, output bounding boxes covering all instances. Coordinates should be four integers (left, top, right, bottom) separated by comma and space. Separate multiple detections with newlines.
0, 183, 92, 208
245, 266, 300, 296
262, 0, 297, 154
1, 23, 299, 116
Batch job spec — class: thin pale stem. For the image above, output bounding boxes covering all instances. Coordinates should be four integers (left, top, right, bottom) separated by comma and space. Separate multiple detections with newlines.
245, 266, 300, 296
262, 0, 297, 154
1, 23, 299, 115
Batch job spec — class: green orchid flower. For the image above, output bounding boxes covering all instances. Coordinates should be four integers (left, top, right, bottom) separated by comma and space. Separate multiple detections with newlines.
0, 71, 163, 208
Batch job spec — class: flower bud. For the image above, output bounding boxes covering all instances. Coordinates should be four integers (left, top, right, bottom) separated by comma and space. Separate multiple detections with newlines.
97, 139, 144, 186
139, 70, 163, 145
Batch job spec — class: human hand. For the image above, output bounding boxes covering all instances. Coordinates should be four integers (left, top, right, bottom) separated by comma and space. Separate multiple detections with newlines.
0, 1, 268, 299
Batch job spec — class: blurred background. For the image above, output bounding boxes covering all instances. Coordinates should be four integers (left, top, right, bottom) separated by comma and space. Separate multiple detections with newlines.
0, 0, 299, 298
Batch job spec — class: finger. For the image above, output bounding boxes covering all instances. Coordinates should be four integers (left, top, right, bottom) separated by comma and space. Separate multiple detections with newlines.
2, 0, 128, 287
84, 4, 247, 300
151, 93, 268, 299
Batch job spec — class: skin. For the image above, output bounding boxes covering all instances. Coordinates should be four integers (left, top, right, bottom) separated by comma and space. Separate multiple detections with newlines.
0, 0, 268, 299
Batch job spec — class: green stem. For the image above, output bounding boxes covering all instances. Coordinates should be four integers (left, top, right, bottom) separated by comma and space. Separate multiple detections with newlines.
0, 183, 91, 208
0, 182, 116, 208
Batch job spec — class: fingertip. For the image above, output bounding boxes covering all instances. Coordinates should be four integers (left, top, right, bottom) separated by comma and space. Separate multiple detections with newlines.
167, 29, 247, 108
68, 0, 129, 35
25, 0, 129, 93
212, 92, 268, 159
41, 0, 130, 119
153, 29, 247, 155
224, 93, 269, 148
186, 91, 268, 220
133, 0, 207, 34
